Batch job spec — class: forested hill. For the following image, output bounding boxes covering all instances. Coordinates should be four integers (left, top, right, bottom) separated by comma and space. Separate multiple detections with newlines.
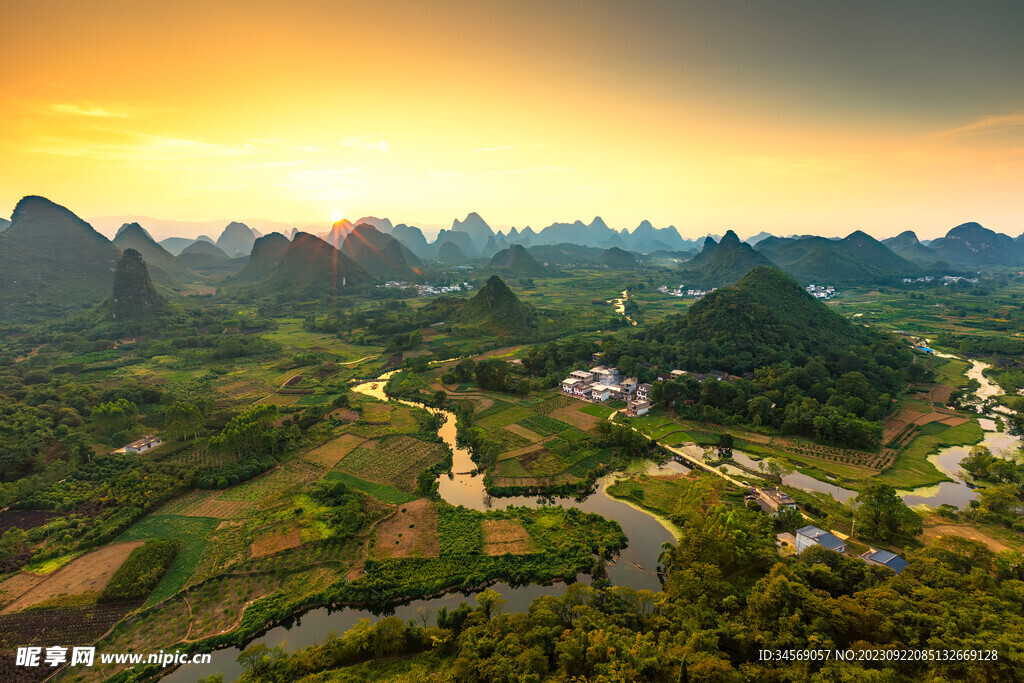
596, 266, 919, 448
674, 265, 878, 371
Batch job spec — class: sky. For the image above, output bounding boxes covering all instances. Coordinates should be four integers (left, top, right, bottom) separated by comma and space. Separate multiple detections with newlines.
2, 0, 1023, 240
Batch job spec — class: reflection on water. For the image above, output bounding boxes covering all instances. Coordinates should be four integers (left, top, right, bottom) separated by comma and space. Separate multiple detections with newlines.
607, 289, 637, 326
728, 450, 858, 502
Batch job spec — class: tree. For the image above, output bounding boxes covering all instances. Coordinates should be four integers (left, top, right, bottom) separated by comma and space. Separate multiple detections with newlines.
165, 401, 204, 440
758, 457, 793, 483
855, 483, 922, 542
476, 588, 507, 620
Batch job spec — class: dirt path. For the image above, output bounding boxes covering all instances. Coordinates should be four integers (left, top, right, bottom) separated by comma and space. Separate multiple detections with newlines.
922, 523, 1009, 553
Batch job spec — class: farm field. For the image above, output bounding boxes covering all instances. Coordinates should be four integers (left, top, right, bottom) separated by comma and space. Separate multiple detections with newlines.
1, 541, 143, 614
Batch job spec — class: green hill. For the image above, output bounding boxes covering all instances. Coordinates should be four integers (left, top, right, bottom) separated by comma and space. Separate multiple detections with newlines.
179, 240, 230, 268
526, 243, 605, 266
928, 222, 1022, 267
339, 223, 423, 279
233, 232, 291, 282
0, 196, 121, 316
678, 230, 774, 287
454, 275, 536, 335
489, 244, 547, 275
108, 248, 171, 320
757, 231, 920, 284
679, 266, 874, 368
631, 266, 912, 448
113, 223, 198, 287
258, 232, 370, 300
600, 246, 639, 269
435, 240, 469, 264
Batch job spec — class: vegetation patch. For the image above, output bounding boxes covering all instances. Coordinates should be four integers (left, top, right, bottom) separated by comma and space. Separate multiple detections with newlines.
99, 539, 179, 603
518, 414, 572, 436
323, 471, 418, 504
373, 499, 439, 559
438, 505, 484, 556
116, 515, 219, 605
482, 519, 533, 555
250, 529, 301, 559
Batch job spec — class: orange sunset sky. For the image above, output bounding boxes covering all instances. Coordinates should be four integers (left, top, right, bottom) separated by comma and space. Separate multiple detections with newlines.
1, 0, 1022, 239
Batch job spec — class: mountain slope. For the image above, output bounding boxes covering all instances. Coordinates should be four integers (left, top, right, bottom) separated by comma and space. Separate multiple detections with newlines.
158, 237, 197, 255
391, 224, 431, 259
0, 196, 121, 314
258, 232, 369, 300
233, 232, 291, 282
178, 240, 230, 270
452, 212, 494, 252
108, 248, 170, 320
436, 240, 469, 264
339, 224, 423, 279
489, 244, 547, 275
757, 231, 920, 283
667, 266, 880, 372
928, 222, 1021, 267
453, 275, 536, 335
113, 223, 197, 286
431, 229, 477, 259
678, 230, 774, 287
215, 222, 257, 257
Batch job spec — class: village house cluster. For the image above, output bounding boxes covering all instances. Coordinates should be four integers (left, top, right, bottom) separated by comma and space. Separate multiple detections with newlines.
756, 488, 908, 574
657, 285, 715, 298
381, 281, 473, 296
901, 275, 979, 285
804, 284, 836, 299
560, 364, 652, 417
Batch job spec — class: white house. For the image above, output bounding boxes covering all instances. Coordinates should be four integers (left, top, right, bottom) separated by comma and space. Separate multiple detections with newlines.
125, 435, 163, 454
636, 383, 652, 401
590, 384, 612, 402
795, 525, 846, 555
561, 377, 581, 394
626, 399, 650, 417
756, 489, 797, 516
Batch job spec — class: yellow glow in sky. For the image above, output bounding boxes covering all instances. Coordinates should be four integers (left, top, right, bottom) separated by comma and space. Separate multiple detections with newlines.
2, 0, 1022, 239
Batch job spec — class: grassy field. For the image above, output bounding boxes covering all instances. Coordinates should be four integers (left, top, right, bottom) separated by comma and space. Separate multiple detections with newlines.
116, 515, 220, 605
607, 470, 732, 521
875, 420, 983, 489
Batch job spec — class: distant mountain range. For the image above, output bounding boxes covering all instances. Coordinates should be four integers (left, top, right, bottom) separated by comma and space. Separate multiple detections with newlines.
6, 194, 1024, 321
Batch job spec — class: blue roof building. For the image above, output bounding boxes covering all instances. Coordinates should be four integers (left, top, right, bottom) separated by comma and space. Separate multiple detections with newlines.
795, 525, 846, 554
860, 548, 908, 574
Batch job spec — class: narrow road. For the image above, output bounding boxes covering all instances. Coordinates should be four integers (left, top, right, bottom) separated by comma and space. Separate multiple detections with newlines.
609, 410, 746, 487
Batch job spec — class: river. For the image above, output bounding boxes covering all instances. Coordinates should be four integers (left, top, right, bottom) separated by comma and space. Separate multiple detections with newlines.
166, 349, 1021, 680
164, 374, 679, 682
608, 289, 637, 326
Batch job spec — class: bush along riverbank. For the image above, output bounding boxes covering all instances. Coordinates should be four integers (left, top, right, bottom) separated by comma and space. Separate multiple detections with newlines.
104, 504, 625, 683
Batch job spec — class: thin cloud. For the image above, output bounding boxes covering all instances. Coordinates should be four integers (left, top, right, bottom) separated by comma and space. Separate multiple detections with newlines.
486, 165, 575, 175
471, 145, 517, 153
27, 132, 258, 162
343, 136, 389, 152
49, 102, 132, 118
930, 112, 1024, 140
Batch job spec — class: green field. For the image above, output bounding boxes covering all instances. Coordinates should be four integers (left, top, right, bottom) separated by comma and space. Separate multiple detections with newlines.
322, 471, 418, 504
116, 515, 220, 606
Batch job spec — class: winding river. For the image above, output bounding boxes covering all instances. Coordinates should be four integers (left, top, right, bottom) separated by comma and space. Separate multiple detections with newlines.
608, 289, 637, 326
166, 350, 1020, 680
165, 374, 678, 682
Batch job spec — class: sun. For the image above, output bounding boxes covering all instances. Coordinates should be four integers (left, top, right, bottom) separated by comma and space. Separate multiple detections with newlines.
330, 209, 345, 223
